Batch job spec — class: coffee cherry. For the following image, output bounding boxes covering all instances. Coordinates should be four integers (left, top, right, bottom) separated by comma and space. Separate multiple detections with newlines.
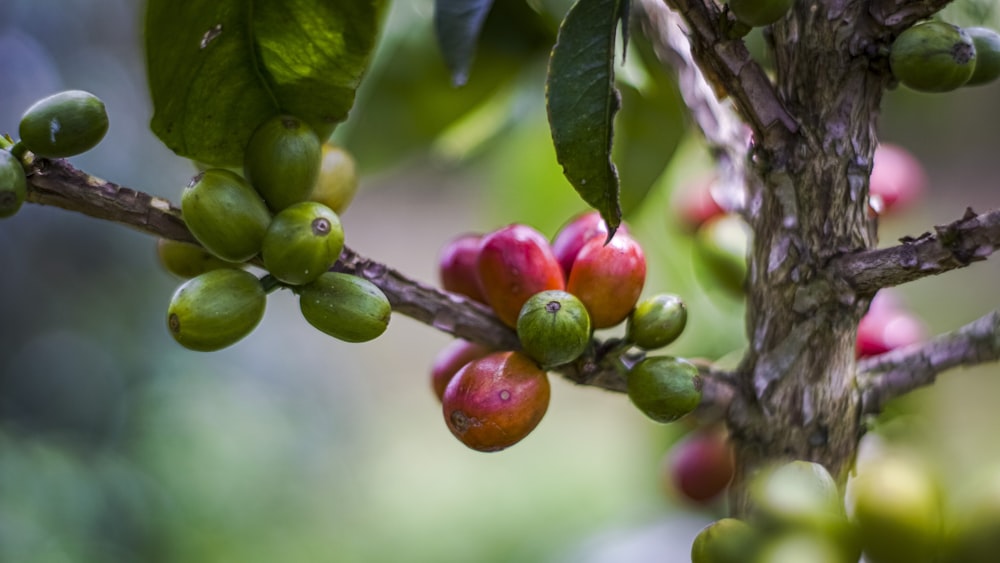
0, 150, 27, 218
167, 269, 266, 351
551, 211, 627, 279
753, 532, 846, 563
627, 293, 687, 350
181, 169, 273, 262
869, 143, 927, 216
672, 174, 725, 234
728, 0, 794, 27
298, 272, 391, 343
693, 214, 749, 297
849, 452, 942, 563
262, 201, 344, 286
626, 356, 701, 423
18, 90, 109, 158
566, 233, 646, 329
666, 428, 734, 505
442, 351, 550, 452
476, 224, 565, 328
890, 21, 976, 92
156, 238, 242, 279
308, 143, 359, 214
431, 339, 492, 401
244, 114, 322, 212
856, 292, 926, 358
964, 27, 1000, 86
691, 518, 759, 563
516, 290, 591, 369
438, 233, 488, 304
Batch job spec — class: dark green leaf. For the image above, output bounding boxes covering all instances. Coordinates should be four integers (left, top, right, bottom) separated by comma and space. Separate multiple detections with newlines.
434, 0, 494, 86
546, 0, 627, 235
145, 0, 384, 166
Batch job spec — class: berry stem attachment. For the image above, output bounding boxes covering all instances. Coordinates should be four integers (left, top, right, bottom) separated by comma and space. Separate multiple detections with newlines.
259, 274, 284, 294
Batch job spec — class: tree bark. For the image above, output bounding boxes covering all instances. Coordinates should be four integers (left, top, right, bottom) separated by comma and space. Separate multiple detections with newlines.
725, 1, 887, 514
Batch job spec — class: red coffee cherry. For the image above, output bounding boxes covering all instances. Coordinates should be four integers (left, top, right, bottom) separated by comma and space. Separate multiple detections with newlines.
566, 233, 646, 329
551, 211, 627, 280
442, 351, 550, 452
665, 428, 735, 506
869, 143, 927, 216
430, 339, 492, 401
672, 174, 725, 234
438, 233, 487, 304
856, 291, 926, 358
476, 224, 565, 328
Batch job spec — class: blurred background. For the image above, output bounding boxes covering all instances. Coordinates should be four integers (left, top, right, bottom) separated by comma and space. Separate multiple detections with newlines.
1, 0, 1000, 561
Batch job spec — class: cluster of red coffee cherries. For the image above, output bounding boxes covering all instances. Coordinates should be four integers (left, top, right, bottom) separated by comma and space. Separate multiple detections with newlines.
431, 212, 699, 452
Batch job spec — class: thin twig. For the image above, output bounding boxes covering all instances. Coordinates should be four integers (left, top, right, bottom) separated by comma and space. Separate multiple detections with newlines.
859, 309, 1000, 415
830, 208, 1000, 295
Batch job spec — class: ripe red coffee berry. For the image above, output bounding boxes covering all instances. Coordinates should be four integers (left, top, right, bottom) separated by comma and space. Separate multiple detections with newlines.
869, 143, 927, 216
567, 233, 646, 329
476, 224, 565, 328
856, 291, 926, 358
666, 428, 734, 505
438, 233, 487, 304
551, 211, 627, 280
672, 174, 725, 233
430, 339, 492, 401
442, 351, 550, 452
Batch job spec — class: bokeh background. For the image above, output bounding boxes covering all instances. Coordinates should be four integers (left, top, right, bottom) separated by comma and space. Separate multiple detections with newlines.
2, 0, 1000, 561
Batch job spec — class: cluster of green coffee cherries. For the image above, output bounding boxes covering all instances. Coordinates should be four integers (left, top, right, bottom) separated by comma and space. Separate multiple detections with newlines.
162, 114, 389, 351
693, 450, 1000, 563
1, 90, 111, 217
890, 21, 1000, 92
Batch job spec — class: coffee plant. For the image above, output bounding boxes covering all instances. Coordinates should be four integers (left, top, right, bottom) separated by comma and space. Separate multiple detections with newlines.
4, 0, 1000, 560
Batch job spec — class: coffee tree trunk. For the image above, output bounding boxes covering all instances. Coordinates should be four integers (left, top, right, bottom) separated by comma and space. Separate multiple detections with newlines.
725, 1, 884, 514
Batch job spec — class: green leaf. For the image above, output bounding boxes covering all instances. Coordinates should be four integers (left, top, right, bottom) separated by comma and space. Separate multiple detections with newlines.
434, 0, 495, 86
546, 0, 628, 235
145, 0, 385, 166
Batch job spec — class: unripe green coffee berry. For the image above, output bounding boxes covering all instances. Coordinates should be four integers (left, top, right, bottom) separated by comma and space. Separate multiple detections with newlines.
0, 150, 27, 218
890, 21, 976, 92
753, 532, 845, 563
167, 269, 266, 351
516, 290, 591, 369
309, 143, 359, 215
626, 356, 701, 423
261, 201, 344, 286
627, 293, 687, 350
156, 238, 242, 279
965, 27, 1000, 86
751, 461, 844, 528
691, 518, 759, 563
298, 272, 391, 343
18, 90, 109, 158
181, 169, 272, 262
728, 0, 794, 27
244, 114, 322, 212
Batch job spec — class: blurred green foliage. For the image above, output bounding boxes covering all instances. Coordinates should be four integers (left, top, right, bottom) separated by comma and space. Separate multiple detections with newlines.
3, 0, 1000, 562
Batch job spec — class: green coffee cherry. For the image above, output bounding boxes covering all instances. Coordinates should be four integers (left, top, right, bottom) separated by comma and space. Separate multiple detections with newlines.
890, 21, 976, 92
0, 150, 27, 218
691, 518, 759, 563
18, 90, 109, 158
156, 238, 242, 279
181, 169, 272, 262
627, 293, 687, 350
626, 356, 702, 423
965, 27, 1000, 86
244, 114, 322, 212
310, 143, 359, 215
167, 269, 267, 351
753, 532, 846, 563
298, 272, 391, 343
728, 0, 794, 27
516, 290, 591, 369
261, 201, 344, 286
